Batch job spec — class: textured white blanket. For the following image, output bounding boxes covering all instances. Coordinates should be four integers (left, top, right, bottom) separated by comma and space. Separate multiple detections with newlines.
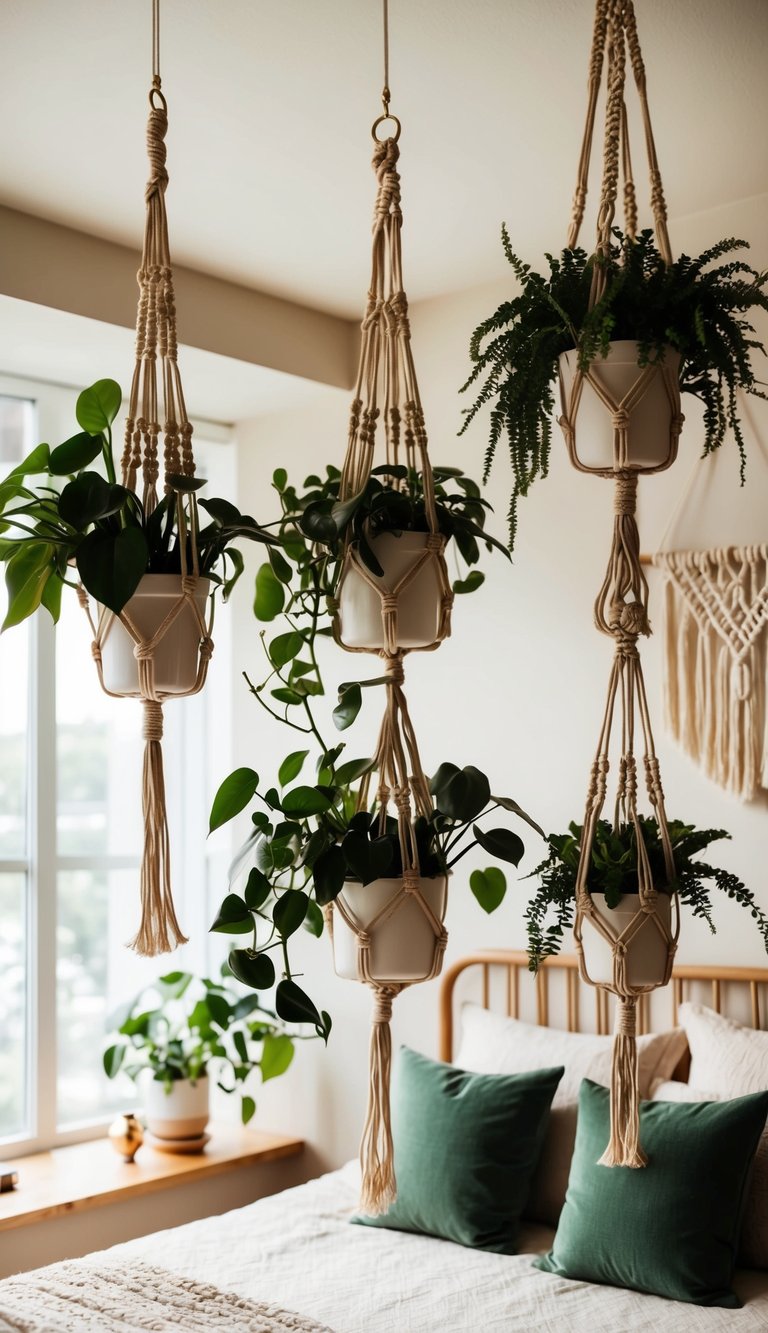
0, 1261, 334, 1333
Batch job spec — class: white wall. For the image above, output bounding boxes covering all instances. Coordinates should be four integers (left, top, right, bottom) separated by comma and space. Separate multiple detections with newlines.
231, 192, 768, 1175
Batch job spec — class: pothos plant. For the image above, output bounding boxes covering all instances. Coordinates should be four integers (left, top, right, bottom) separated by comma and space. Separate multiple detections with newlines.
207, 467, 542, 1030
103, 967, 303, 1125
0, 378, 276, 630
461, 228, 768, 548
524, 816, 768, 973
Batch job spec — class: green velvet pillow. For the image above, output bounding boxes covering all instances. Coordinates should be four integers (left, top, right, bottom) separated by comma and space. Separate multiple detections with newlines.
354, 1045, 563, 1252
536, 1078, 768, 1307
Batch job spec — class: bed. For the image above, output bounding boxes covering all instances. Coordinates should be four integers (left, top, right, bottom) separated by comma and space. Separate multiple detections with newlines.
3, 952, 768, 1333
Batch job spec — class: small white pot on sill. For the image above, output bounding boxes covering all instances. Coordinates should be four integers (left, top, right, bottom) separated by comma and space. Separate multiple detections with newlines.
558, 340, 681, 471
98, 574, 210, 697
580, 891, 673, 988
337, 531, 446, 652
332, 875, 448, 984
143, 1073, 210, 1140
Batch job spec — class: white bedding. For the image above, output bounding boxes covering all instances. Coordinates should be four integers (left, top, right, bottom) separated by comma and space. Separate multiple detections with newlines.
61, 1161, 768, 1333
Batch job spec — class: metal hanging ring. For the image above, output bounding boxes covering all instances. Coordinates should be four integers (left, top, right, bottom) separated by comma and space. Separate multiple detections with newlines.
371, 113, 401, 143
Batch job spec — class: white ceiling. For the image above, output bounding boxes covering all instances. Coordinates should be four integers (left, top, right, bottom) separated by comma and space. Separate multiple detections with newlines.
3, 0, 768, 322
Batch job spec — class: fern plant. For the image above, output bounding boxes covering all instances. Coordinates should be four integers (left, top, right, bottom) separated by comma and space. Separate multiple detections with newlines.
461, 229, 768, 548
524, 816, 768, 973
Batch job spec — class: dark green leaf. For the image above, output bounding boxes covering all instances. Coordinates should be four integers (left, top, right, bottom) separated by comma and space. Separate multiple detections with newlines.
453, 570, 485, 595
435, 765, 491, 823
198, 496, 240, 524
269, 632, 303, 670
470, 866, 507, 914
76, 379, 122, 433
303, 900, 324, 937
209, 767, 259, 833
58, 471, 112, 527
228, 948, 276, 991
273, 890, 309, 938
491, 795, 546, 840
472, 824, 525, 866
281, 786, 332, 817
76, 526, 147, 614
278, 749, 309, 787
40, 572, 64, 624
334, 756, 375, 785
312, 844, 346, 906
253, 563, 285, 621
241, 1095, 256, 1124
207, 992, 232, 1028
275, 978, 323, 1029
268, 547, 293, 585
244, 867, 271, 909
299, 501, 337, 544
333, 682, 362, 731
102, 1044, 125, 1078
210, 893, 252, 932
273, 468, 288, 491
271, 687, 304, 706
49, 431, 103, 476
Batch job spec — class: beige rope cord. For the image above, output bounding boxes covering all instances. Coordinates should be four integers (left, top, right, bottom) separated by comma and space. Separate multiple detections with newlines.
565, 0, 683, 1166
559, 0, 683, 478
332, 126, 453, 655
573, 475, 680, 1166
79, 3, 213, 957
327, 653, 448, 1214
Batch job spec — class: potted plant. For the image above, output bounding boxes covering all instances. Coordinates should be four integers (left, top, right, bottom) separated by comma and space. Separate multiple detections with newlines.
259, 462, 510, 654
0, 378, 276, 692
524, 816, 768, 979
103, 968, 299, 1138
460, 228, 768, 548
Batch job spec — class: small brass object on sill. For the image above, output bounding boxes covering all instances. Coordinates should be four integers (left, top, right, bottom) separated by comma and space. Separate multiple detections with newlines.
108, 1112, 144, 1163
0, 1169, 18, 1192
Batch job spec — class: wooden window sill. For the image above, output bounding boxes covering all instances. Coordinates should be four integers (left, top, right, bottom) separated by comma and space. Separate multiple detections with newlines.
0, 1123, 304, 1232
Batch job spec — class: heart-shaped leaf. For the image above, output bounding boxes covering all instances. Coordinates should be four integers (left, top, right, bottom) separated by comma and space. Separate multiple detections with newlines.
209, 893, 252, 933
275, 978, 322, 1028
472, 824, 525, 866
261, 1033, 294, 1083
228, 948, 276, 991
470, 866, 507, 914
269, 632, 303, 670
58, 471, 112, 527
76, 526, 147, 614
281, 786, 332, 817
312, 844, 345, 906
273, 890, 309, 938
76, 379, 122, 433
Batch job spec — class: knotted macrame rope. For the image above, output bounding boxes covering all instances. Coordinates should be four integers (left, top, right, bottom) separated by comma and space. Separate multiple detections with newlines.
330, 652, 447, 1214
563, 0, 682, 1167
78, 52, 213, 956
334, 134, 453, 655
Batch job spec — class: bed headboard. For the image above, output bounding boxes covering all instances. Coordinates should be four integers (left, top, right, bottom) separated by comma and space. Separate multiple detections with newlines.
439, 951, 768, 1064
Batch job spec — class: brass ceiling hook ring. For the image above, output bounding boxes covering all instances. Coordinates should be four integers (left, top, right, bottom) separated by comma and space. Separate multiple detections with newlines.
372, 113, 401, 144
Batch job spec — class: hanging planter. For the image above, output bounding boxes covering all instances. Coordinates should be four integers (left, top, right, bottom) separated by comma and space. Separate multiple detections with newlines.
577, 889, 673, 989
558, 341, 682, 474
336, 531, 447, 652
331, 874, 449, 984
97, 574, 211, 697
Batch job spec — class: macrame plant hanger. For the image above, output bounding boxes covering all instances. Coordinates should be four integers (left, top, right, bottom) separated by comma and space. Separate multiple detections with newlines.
651, 394, 768, 801
79, 0, 213, 956
326, 0, 450, 1216
563, 0, 683, 1167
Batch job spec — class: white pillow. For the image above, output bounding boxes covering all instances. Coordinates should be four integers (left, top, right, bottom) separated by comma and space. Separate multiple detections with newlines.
679, 1001, 768, 1095
652, 1079, 768, 1271
456, 1004, 687, 1225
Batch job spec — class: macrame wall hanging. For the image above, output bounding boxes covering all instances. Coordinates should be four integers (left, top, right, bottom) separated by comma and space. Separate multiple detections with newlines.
325, 0, 451, 1216
563, 0, 682, 1167
650, 400, 768, 801
79, 0, 212, 956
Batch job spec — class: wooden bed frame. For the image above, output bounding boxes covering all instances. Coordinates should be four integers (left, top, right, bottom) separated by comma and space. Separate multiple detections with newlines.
439, 951, 768, 1064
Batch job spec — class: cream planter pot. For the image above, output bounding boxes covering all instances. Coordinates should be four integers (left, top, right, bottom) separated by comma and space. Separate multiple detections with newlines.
333, 876, 448, 984
580, 891, 673, 988
98, 574, 210, 697
143, 1073, 209, 1140
337, 532, 444, 651
558, 340, 681, 471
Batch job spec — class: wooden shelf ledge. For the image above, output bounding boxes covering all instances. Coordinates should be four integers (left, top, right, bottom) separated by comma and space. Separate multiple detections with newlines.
0, 1123, 304, 1232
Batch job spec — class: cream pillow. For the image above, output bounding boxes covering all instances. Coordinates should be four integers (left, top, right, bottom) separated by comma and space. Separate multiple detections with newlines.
652, 1078, 768, 1271
456, 1004, 687, 1225
679, 1001, 768, 1095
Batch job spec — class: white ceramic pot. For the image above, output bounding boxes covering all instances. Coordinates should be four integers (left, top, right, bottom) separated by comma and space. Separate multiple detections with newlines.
98, 574, 210, 697
333, 876, 448, 984
337, 532, 446, 651
558, 340, 681, 471
580, 892, 673, 988
143, 1073, 209, 1140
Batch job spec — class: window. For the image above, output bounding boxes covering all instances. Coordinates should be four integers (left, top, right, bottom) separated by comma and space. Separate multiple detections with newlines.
0, 376, 233, 1154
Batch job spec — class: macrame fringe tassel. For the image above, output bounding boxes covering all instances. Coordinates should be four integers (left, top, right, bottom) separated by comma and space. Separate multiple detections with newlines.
130, 699, 188, 956
598, 996, 647, 1168
358, 985, 398, 1216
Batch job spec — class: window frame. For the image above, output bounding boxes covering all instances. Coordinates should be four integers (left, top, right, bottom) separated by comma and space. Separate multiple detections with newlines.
0, 373, 234, 1158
